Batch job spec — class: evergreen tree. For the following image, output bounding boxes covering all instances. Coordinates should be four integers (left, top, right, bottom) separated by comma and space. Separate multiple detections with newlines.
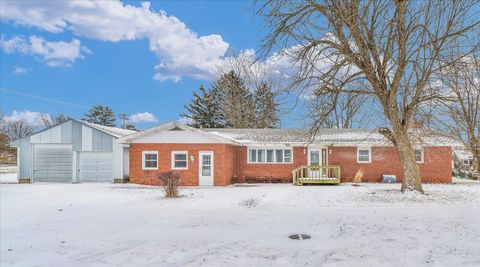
213, 71, 255, 128
125, 124, 137, 131
182, 71, 280, 129
254, 82, 279, 128
83, 105, 116, 126
182, 85, 225, 128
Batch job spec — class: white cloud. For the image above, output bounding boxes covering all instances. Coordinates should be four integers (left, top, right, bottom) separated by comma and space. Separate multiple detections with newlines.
0, 0, 229, 81
129, 112, 157, 123
3, 110, 49, 126
177, 116, 192, 125
13, 66, 29, 75
0, 36, 90, 67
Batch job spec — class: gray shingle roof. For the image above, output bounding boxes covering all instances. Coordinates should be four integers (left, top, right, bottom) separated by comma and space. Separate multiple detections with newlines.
203, 128, 459, 146
204, 128, 387, 145
81, 120, 137, 138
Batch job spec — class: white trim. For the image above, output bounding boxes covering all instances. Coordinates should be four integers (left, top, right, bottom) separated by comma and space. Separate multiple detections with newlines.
171, 151, 188, 170
357, 147, 372, 163
199, 151, 214, 186
307, 148, 322, 166
247, 147, 293, 164
142, 151, 158, 170
16, 147, 20, 180
117, 121, 239, 145
414, 149, 424, 163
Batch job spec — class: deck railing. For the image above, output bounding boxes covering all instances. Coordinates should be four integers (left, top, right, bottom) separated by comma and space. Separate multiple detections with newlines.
292, 165, 341, 185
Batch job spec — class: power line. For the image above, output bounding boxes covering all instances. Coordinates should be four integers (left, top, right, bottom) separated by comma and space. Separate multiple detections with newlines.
118, 113, 130, 129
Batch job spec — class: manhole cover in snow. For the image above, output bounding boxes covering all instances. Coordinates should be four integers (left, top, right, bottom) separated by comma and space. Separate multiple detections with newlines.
289, 234, 311, 240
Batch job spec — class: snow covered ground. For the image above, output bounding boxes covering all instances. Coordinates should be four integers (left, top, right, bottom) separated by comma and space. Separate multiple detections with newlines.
0, 166, 17, 184
1, 180, 479, 267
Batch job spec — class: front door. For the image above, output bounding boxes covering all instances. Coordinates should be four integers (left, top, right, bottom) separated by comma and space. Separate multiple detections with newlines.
199, 152, 214, 186
308, 149, 321, 178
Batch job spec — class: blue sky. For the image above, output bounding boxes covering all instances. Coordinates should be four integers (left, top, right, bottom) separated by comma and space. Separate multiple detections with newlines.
0, 1, 305, 129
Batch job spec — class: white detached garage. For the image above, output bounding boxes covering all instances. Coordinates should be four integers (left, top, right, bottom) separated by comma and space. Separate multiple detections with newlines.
10, 119, 135, 183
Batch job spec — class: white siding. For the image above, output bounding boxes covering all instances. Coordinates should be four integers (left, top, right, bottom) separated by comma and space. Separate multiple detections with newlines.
31, 124, 62, 143
18, 138, 31, 179
123, 147, 129, 178
82, 125, 93, 151
14, 120, 124, 183
132, 130, 226, 144
112, 142, 126, 179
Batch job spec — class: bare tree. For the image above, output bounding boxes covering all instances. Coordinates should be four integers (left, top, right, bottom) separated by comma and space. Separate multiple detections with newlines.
310, 90, 373, 129
54, 113, 70, 125
258, 0, 479, 192
218, 50, 284, 94
3, 120, 34, 141
0, 113, 5, 133
38, 113, 52, 129
38, 113, 71, 129
432, 49, 480, 172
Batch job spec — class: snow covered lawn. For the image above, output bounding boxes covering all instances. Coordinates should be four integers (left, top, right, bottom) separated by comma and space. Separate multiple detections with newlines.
0, 166, 17, 184
1, 181, 479, 267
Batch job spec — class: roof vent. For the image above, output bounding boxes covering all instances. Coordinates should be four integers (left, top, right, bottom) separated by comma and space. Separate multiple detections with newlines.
169, 126, 183, 131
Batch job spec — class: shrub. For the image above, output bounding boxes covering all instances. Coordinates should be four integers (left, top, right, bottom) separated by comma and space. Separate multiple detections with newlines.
158, 171, 181, 198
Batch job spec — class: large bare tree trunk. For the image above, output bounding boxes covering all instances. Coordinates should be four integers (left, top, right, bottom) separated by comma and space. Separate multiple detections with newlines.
393, 130, 424, 193
257, 0, 479, 192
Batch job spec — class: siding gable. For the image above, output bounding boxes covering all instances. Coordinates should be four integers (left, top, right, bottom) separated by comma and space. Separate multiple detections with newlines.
131, 129, 228, 144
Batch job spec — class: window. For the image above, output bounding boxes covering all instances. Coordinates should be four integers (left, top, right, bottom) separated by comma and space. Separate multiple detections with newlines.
284, 149, 292, 163
249, 149, 257, 162
275, 149, 283, 163
258, 149, 265, 162
266, 149, 274, 162
142, 151, 158, 170
248, 148, 293, 163
463, 159, 470, 165
357, 147, 371, 163
172, 151, 188, 169
414, 149, 424, 163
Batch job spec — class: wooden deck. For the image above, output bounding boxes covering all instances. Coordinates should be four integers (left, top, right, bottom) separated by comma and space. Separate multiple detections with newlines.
292, 165, 341, 185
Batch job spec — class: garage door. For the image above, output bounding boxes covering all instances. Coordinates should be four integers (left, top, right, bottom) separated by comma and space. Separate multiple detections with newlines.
33, 144, 73, 182
78, 152, 113, 182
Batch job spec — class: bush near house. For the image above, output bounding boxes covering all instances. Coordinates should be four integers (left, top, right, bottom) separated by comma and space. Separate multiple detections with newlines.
244, 176, 291, 183
158, 171, 182, 198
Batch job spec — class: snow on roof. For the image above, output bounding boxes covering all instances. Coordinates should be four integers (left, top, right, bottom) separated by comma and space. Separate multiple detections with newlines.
80, 120, 137, 138
115, 121, 238, 144
204, 128, 459, 146
453, 150, 474, 160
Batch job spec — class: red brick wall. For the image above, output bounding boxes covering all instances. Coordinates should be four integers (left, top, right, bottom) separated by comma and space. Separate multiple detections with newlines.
418, 147, 452, 183
129, 143, 452, 186
328, 146, 452, 183
129, 143, 236, 186
235, 146, 307, 183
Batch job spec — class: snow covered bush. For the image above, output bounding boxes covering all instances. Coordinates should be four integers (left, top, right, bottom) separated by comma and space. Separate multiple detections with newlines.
158, 171, 181, 198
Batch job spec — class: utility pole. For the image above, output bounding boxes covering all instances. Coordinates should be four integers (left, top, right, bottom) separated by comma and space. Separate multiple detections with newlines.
118, 113, 129, 129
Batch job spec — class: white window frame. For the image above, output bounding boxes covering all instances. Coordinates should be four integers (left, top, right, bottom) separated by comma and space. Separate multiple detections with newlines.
247, 147, 293, 164
142, 151, 158, 170
414, 149, 424, 163
357, 147, 372, 163
171, 151, 188, 170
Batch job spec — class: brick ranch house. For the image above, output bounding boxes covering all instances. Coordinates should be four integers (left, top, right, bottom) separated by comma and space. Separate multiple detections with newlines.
116, 121, 456, 186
